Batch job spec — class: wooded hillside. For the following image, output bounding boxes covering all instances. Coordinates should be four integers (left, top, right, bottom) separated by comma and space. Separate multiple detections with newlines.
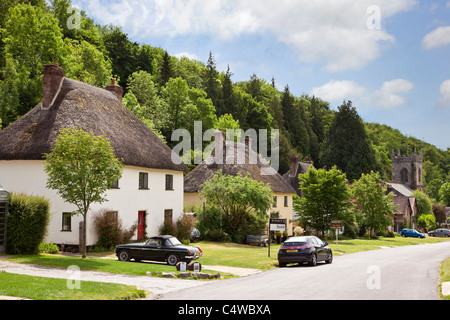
1, 0, 449, 200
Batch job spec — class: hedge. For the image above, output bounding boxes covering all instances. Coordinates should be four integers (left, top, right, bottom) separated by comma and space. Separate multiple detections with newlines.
6, 193, 51, 254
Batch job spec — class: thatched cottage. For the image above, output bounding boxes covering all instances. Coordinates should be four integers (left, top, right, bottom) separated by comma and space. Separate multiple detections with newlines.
0, 64, 188, 247
184, 131, 296, 234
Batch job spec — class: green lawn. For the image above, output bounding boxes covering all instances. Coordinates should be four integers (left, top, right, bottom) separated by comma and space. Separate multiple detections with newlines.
4, 254, 219, 277
440, 258, 450, 300
0, 271, 145, 300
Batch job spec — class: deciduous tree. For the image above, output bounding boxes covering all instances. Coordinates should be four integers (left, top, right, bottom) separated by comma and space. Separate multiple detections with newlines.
44, 128, 124, 258
351, 171, 396, 237
294, 166, 351, 238
200, 171, 273, 237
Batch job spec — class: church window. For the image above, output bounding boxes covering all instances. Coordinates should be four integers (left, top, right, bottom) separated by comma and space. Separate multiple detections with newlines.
400, 168, 408, 183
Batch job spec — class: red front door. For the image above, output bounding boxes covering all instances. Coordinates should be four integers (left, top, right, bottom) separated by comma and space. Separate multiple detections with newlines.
138, 211, 145, 240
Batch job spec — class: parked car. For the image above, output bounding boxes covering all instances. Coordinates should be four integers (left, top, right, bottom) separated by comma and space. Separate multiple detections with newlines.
115, 235, 202, 266
246, 234, 269, 247
428, 228, 450, 238
398, 229, 425, 238
190, 228, 201, 242
278, 236, 333, 267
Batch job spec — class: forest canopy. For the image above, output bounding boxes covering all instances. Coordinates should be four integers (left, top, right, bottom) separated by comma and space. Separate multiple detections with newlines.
1, 0, 450, 200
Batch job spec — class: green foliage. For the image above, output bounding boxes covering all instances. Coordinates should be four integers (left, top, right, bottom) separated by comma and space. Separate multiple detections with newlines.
195, 205, 227, 241
2, 0, 450, 189
2, 3, 71, 120
294, 166, 351, 237
6, 193, 51, 254
351, 171, 396, 236
439, 182, 450, 207
44, 128, 124, 217
412, 190, 433, 216
321, 101, 379, 181
38, 242, 59, 254
417, 214, 436, 232
200, 171, 273, 238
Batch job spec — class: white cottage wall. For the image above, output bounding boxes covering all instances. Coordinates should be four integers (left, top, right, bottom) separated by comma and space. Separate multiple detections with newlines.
0, 161, 184, 246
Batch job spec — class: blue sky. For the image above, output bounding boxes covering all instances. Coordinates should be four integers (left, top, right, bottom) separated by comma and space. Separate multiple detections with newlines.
72, 0, 450, 150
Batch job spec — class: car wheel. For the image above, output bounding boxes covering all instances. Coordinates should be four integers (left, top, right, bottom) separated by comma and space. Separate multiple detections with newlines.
118, 249, 131, 262
279, 261, 286, 268
166, 253, 180, 266
309, 253, 317, 266
325, 252, 333, 264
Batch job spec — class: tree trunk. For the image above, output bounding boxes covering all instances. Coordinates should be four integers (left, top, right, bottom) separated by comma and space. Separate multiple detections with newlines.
81, 215, 87, 258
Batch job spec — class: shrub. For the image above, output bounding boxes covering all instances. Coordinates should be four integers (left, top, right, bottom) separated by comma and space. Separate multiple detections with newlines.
92, 209, 137, 248
209, 228, 228, 242
158, 220, 177, 236
175, 214, 196, 241
158, 214, 196, 241
195, 205, 225, 240
39, 242, 59, 254
6, 193, 51, 254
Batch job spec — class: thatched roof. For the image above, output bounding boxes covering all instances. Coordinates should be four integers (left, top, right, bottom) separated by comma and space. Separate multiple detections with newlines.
184, 138, 296, 194
0, 76, 188, 172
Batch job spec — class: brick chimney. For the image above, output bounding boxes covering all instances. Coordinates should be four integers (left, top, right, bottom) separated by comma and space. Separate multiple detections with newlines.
42, 63, 64, 110
106, 78, 123, 102
212, 130, 225, 163
244, 136, 252, 149
290, 155, 299, 177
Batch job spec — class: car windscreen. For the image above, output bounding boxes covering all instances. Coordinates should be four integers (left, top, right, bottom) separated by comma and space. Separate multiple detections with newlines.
283, 242, 308, 247
167, 237, 182, 246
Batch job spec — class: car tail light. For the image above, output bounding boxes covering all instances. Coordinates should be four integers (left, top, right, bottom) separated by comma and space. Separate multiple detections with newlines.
187, 249, 192, 255
197, 247, 202, 253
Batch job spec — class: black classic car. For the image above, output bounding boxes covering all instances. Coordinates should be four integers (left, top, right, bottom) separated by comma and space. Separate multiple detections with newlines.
115, 235, 202, 266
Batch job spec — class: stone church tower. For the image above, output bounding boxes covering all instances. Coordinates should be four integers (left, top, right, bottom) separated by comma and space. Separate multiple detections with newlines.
391, 148, 423, 190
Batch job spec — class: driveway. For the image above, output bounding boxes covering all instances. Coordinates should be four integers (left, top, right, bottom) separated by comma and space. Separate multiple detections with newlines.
161, 241, 450, 300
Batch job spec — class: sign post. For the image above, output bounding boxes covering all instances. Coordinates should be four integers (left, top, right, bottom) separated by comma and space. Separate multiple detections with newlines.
331, 220, 342, 250
268, 218, 286, 257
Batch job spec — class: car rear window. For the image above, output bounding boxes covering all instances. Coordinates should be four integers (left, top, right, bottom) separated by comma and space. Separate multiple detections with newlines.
283, 242, 308, 247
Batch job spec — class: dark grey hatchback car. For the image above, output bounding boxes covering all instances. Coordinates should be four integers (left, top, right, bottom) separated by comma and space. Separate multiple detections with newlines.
428, 228, 450, 238
278, 236, 333, 267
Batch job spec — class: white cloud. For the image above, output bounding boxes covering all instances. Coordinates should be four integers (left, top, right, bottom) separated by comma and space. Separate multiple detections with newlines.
311, 80, 366, 103
438, 79, 450, 108
73, 0, 415, 72
373, 79, 415, 108
311, 78, 414, 109
422, 26, 450, 50
173, 52, 201, 61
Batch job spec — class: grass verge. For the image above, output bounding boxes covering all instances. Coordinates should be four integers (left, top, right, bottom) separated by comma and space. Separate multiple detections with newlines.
0, 271, 145, 300
439, 258, 450, 300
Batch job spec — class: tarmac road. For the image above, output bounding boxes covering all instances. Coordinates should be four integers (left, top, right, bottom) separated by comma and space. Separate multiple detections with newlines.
161, 241, 450, 300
